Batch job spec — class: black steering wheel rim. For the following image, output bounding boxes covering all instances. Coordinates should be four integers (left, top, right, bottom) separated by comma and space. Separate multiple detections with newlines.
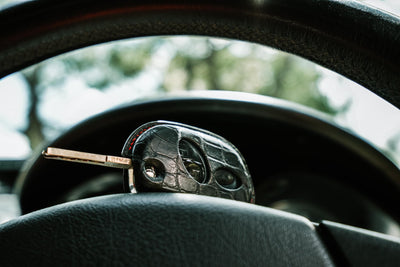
1, 0, 400, 266
1, 0, 400, 108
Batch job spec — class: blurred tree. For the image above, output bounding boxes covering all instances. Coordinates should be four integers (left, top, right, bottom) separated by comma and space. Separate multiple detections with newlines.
21, 66, 45, 149
163, 39, 337, 114
19, 38, 158, 148
19, 37, 339, 150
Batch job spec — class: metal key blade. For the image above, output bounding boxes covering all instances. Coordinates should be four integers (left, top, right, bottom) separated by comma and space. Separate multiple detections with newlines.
42, 147, 132, 169
43, 147, 137, 193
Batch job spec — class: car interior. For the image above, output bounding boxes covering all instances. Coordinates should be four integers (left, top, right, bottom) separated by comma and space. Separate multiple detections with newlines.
0, 0, 399, 266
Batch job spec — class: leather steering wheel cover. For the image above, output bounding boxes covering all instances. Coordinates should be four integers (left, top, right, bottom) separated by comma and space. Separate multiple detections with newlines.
0, 0, 400, 107
0, 193, 333, 266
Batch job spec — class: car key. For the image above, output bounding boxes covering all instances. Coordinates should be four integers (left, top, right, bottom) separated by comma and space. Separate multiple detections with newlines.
43, 121, 255, 203
42, 147, 137, 192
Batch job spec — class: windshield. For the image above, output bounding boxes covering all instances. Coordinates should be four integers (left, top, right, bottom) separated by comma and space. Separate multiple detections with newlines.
0, 0, 400, 165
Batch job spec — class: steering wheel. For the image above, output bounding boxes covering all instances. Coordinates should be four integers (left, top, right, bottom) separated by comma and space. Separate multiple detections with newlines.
0, 0, 400, 266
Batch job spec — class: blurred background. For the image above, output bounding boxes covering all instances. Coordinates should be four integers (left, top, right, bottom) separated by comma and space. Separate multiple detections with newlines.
0, 0, 400, 221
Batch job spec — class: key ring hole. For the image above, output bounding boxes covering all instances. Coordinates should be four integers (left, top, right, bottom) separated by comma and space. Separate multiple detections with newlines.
143, 158, 165, 181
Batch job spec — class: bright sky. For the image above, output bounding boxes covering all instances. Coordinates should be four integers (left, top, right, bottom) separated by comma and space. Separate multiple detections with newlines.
0, 73, 31, 158
318, 67, 400, 160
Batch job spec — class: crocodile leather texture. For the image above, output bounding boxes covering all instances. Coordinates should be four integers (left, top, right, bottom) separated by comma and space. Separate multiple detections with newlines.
122, 121, 255, 203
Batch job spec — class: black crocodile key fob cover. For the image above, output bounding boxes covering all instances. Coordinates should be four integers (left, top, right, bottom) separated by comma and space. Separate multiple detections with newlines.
121, 121, 255, 203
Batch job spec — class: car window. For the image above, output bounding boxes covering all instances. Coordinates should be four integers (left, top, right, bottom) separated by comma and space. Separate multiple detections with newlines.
0, 0, 400, 166
2, 37, 400, 163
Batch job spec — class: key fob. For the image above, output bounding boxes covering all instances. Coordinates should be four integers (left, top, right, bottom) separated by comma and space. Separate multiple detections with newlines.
121, 121, 255, 203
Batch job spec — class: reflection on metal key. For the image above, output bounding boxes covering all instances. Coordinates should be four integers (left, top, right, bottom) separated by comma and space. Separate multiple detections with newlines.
43, 121, 255, 203
43, 147, 132, 169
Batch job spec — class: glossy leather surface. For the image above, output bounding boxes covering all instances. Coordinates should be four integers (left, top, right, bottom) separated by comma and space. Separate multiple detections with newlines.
122, 121, 255, 202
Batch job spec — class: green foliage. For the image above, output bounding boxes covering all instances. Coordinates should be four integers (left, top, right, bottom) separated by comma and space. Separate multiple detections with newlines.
20, 36, 340, 149
163, 38, 338, 114
109, 39, 159, 77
